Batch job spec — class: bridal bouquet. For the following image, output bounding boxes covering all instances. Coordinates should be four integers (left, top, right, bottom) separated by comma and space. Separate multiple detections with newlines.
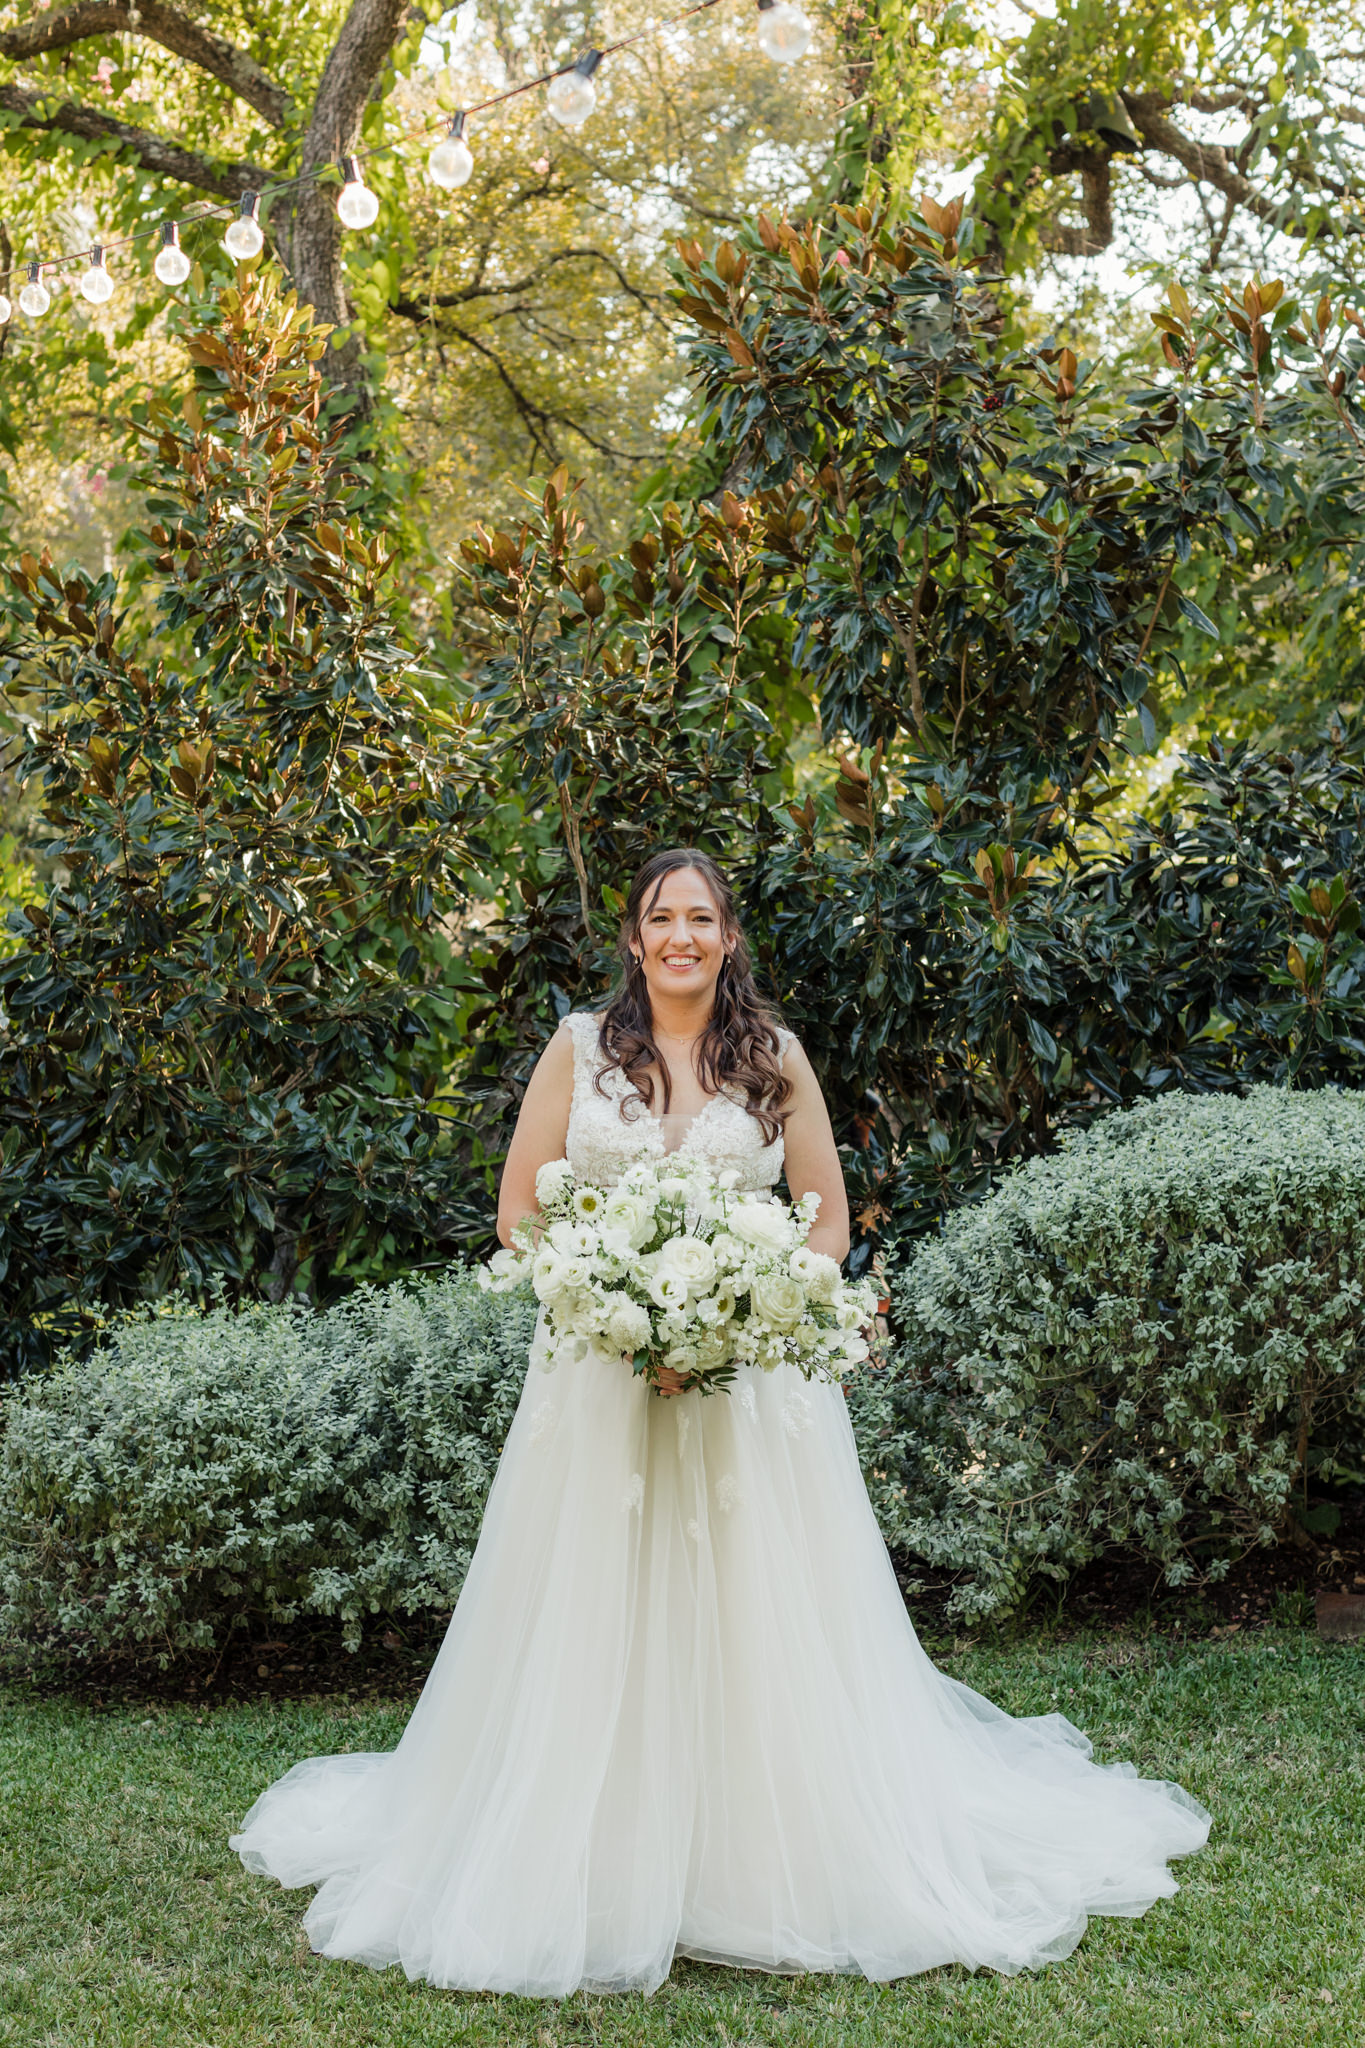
479, 1157, 880, 1395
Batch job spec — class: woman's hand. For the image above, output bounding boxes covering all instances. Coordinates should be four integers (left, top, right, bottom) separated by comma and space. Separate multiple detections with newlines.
653, 1365, 688, 1398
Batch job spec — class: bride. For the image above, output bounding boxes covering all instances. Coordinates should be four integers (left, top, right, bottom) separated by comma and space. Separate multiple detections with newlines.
231, 845, 1209, 1996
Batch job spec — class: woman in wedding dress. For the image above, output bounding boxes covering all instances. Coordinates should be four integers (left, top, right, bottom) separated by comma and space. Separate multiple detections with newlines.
231, 846, 1210, 1997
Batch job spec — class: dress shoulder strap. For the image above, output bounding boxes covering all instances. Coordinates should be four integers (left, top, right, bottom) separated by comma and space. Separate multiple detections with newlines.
559, 1010, 605, 1088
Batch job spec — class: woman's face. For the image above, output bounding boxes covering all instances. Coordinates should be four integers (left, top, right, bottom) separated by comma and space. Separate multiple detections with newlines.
631, 867, 731, 1012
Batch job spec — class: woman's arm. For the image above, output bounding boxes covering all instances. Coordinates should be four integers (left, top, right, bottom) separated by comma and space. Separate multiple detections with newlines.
779, 1037, 852, 1265
495, 1024, 576, 1248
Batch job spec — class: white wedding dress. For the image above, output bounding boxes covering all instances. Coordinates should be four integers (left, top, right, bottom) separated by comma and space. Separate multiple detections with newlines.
231, 1010, 1210, 1996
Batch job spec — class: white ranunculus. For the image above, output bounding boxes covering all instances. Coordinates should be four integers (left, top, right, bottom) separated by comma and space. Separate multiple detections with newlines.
603, 1188, 653, 1247
789, 1246, 841, 1300
648, 1268, 689, 1311
531, 1249, 568, 1303
535, 1158, 574, 1207
731, 1201, 795, 1253
608, 1300, 652, 1353
750, 1271, 805, 1332
661, 1235, 717, 1290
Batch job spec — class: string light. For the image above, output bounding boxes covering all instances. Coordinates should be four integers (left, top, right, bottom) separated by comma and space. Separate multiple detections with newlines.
547, 51, 602, 128
154, 222, 191, 287
79, 247, 115, 304
19, 263, 50, 319
337, 156, 380, 230
755, 0, 812, 64
224, 193, 264, 261
4, 0, 816, 325
428, 111, 474, 191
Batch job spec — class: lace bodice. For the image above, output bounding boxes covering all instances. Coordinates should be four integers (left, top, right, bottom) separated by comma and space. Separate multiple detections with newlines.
561, 1010, 792, 1193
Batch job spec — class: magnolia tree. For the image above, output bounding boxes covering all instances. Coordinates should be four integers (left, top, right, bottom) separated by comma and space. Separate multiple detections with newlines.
0, 270, 487, 1374
455, 201, 1365, 1261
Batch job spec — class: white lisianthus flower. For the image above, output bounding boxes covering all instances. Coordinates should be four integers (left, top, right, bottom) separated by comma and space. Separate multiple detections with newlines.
794, 1320, 819, 1353
750, 1271, 806, 1332
648, 1268, 690, 1311
548, 1218, 597, 1257
730, 1201, 795, 1253
789, 1247, 841, 1300
572, 1185, 606, 1222
556, 1254, 594, 1291
535, 1158, 574, 1208
663, 1344, 698, 1373
531, 1249, 568, 1304
835, 1295, 865, 1329
608, 1300, 652, 1353
841, 1332, 870, 1363
661, 1235, 717, 1291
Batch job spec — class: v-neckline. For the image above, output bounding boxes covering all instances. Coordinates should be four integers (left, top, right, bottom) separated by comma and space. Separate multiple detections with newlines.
645, 1093, 723, 1156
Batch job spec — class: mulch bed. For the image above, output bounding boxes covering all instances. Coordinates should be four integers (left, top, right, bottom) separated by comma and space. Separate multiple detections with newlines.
9, 1490, 1363, 1712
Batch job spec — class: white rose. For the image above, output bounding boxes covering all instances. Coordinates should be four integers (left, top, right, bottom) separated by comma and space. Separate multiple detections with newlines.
731, 1201, 795, 1253
750, 1271, 806, 1332
608, 1300, 652, 1353
535, 1159, 574, 1208
661, 1235, 717, 1291
789, 1247, 841, 1301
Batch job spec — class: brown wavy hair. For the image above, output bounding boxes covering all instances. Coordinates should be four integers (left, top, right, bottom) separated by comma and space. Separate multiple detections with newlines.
594, 848, 792, 1145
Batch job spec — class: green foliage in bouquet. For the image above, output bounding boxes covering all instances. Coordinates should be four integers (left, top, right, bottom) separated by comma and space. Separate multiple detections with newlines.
859, 1088, 1365, 1622
0, 1270, 537, 1662
0, 271, 492, 1376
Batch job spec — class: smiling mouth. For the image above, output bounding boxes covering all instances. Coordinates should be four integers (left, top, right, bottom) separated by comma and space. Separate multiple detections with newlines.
662, 955, 700, 969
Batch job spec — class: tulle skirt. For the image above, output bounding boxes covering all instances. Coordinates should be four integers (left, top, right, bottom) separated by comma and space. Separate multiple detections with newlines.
230, 1333, 1210, 1996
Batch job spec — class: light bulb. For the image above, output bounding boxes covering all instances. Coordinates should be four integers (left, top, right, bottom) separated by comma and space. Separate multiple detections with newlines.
336, 156, 380, 230
224, 192, 264, 261
79, 247, 115, 305
154, 222, 191, 288
0, 294, 10, 325
547, 51, 601, 128
755, 0, 812, 63
429, 112, 473, 191
19, 265, 50, 319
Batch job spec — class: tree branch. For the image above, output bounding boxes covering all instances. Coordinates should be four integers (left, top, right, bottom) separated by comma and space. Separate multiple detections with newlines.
1122, 91, 1364, 239
0, 82, 269, 203
0, 1, 291, 127
391, 245, 670, 332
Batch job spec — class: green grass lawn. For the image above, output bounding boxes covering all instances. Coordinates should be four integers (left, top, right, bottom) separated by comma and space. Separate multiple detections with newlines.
0, 1631, 1360, 2048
